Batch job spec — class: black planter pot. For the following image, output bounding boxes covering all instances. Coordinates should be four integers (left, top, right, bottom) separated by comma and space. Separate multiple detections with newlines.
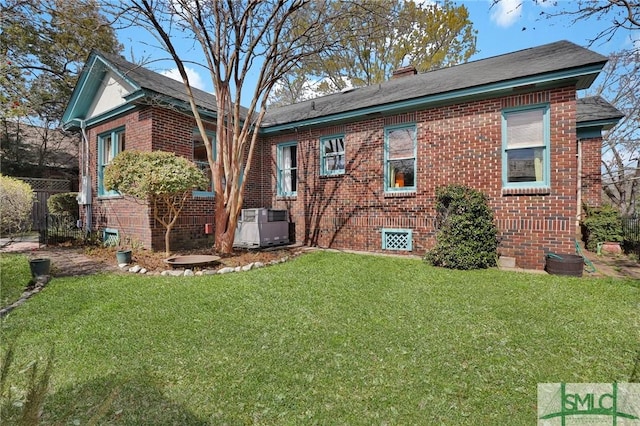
29, 258, 51, 277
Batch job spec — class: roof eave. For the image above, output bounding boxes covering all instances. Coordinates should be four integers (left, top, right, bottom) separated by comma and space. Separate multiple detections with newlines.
260, 64, 605, 134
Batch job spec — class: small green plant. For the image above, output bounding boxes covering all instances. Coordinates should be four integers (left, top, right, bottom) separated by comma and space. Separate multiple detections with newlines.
581, 204, 624, 251
425, 184, 498, 270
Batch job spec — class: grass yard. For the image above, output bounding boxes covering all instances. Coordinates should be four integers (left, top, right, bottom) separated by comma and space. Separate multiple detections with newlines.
1, 253, 30, 308
1, 251, 639, 424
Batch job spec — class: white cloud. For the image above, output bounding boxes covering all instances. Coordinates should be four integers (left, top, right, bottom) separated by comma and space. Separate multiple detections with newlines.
161, 66, 207, 91
490, 0, 522, 28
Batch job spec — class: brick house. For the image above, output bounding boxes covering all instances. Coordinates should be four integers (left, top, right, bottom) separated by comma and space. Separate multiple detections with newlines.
63, 40, 622, 269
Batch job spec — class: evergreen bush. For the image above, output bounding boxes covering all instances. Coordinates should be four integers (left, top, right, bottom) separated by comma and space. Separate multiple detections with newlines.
581, 204, 623, 251
425, 184, 498, 270
47, 192, 79, 220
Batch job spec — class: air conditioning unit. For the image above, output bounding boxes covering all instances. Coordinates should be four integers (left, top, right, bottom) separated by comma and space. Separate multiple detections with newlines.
233, 208, 290, 248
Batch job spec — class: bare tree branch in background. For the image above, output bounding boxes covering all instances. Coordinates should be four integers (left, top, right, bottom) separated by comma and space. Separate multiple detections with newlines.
105, 0, 350, 253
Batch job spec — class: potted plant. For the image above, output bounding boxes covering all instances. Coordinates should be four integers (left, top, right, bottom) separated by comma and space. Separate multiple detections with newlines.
581, 204, 624, 254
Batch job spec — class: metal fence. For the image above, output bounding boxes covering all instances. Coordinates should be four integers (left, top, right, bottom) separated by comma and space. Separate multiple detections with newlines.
38, 214, 84, 246
621, 216, 640, 259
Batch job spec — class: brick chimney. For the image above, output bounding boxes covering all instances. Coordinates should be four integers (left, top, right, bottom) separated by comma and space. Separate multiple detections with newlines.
391, 65, 417, 79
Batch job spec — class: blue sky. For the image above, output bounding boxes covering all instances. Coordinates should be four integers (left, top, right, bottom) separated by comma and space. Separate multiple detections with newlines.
117, 0, 634, 106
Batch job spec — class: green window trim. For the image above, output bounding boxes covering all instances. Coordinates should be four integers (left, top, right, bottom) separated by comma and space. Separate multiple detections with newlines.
277, 142, 298, 197
192, 128, 216, 198
501, 104, 550, 191
384, 124, 417, 193
97, 127, 125, 197
320, 134, 345, 176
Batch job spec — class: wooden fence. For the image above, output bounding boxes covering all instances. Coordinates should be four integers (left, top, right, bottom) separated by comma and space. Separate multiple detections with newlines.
17, 177, 72, 231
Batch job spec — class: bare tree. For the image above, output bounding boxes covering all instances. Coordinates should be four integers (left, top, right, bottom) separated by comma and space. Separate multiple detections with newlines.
593, 50, 640, 215
106, 0, 345, 253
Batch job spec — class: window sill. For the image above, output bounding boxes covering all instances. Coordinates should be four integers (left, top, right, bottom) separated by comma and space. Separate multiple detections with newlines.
277, 195, 297, 201
320, 172, 345, 178
502, 187, 550, 196
97, 194, 124, 200
384, 190, 416, 198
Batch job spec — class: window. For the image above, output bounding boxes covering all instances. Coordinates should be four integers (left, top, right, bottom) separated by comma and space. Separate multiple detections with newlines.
385, 125, 416, 192
98, 128, 125, 196
320, 135, 345, 175
502, 105, 550, 189
193, 129, 215, 197
277, 142, 297, 196
382, 228, 413, 251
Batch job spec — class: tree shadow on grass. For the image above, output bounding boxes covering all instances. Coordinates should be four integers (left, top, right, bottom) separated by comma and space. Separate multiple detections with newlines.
43, 372, 208, 425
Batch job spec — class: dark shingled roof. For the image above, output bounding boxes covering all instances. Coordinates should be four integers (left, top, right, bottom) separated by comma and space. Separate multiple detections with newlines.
98, 51, 219, 114
262, 40, 608, 128
576, 96, 624, 126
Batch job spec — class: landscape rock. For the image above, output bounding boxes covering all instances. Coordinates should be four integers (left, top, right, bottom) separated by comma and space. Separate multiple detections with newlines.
129, 265, 142, 273
118, 263, 129, 269
184, 269, 194, 276
242, 263, 254, 271
217, 267, 235, 274
253, 262, 265, 269
139, 268, 147, 274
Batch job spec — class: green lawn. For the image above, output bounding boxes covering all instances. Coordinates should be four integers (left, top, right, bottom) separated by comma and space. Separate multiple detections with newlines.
1, 251, 638, 424
0, 253, 31, 308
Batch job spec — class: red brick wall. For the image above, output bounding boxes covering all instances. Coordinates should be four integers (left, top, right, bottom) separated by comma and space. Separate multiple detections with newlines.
257, 87, 580, 269
83, 107, 216, 252
580, 136, 603, 209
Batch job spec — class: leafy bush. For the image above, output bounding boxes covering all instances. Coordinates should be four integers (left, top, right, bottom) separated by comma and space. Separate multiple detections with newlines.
425, 184, 498, 270
581, 204, 623, 251
104, 150, 208, 255
47, 192, 79, 220
0, 174, 34, 237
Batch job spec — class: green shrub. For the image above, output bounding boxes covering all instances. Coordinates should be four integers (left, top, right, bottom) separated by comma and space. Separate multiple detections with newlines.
425, 184, 498, 270
47, 192, 79, 220
581, 204, 623, 251
0, 174, 34, 237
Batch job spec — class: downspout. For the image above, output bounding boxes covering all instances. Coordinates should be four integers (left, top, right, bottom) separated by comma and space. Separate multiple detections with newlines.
576, 138, 582, 231
79, 119, 92, 236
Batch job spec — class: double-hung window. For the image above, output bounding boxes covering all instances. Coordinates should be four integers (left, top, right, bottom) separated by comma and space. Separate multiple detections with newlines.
502, 105, 550, 190
385, 124, 416, 192
193, 129, 215, 197
98, 128, 125, 196
277, 142, 297, 196
320, 135, 345, 175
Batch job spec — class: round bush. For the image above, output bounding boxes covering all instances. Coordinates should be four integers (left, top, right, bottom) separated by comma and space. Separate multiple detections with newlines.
425, 184, 498, 270
0, 174, 35, 236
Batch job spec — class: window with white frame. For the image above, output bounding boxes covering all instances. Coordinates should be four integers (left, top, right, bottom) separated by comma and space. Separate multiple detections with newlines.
320, 135, 345, 175
277, 142, 297, 196
98, 128, 125, 196
502, 105, 550, 189
193, 129, 215, 197
385, 124, 416, 192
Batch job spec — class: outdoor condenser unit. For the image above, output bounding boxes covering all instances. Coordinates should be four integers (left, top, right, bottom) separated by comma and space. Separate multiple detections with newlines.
233, 208, 290, 248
